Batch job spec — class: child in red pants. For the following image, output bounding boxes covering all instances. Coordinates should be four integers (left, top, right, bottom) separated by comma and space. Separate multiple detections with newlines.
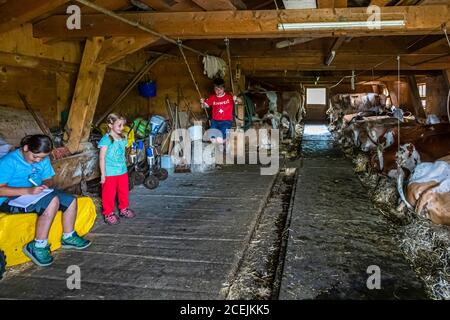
98, 113, 135, 225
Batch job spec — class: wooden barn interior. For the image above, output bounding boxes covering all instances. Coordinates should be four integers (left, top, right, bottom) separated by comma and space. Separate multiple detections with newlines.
0, 0, 450, 301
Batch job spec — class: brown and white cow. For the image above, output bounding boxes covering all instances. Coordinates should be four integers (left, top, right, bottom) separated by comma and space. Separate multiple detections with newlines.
378, 134, 450, 217
371, 127, 450, 176
327, 93, 388, 136
405, 156, 450, 225
341, 114, 393, 150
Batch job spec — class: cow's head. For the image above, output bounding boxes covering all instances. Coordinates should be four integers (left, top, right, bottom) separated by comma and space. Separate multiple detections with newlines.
396, 143, 421, 173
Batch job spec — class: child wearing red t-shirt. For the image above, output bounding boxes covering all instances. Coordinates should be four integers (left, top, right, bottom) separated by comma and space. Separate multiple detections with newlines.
200, 78, 238, 143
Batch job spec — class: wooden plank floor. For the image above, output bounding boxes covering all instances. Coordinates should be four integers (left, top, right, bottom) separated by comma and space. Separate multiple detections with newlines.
0, 165, 276, 300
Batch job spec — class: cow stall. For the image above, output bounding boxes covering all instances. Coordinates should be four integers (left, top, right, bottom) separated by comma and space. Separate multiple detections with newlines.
329, 92, 450, 299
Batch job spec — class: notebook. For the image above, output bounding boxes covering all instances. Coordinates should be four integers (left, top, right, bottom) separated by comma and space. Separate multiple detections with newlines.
8, 189, 54, 208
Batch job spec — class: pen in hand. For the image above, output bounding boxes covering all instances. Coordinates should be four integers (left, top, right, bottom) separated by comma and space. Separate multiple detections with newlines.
28, 178, 46, 194
28, 178, 38, 187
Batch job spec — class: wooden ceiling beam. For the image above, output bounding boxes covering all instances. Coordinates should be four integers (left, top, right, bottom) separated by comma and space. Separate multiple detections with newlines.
317, 0, 347, 8
0, 0, 69, 34
33, 5, 450, 39
81, 0, 131, 13
0, 50, 148, 74
236, 55, 450, 71
247, 70, 441, 78
0, 51, 78, 73
369, 0, 392, 6
139, 0, 203, 11
137, 0, 172, 10
191, 0, 246, 10
407, 37, 448, 54
96, 35, 160, 65
324, 36, 346, 66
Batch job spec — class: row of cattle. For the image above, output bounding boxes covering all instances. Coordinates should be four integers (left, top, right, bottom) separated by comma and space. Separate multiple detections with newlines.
328, 94, 450, 225
244, 90, 306, 140
327, 93, 389, 133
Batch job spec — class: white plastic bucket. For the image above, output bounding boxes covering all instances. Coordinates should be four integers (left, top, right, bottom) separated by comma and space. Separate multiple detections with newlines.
160, 155, 174, 174
188, 125, 203, 141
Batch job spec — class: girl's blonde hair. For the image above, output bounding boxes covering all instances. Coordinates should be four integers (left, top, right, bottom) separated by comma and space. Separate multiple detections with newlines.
106, 113, 126, 141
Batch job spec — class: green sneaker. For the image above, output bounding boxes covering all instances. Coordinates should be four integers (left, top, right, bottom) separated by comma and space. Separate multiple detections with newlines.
61, 231, 91, 250
23, 241, 53, 267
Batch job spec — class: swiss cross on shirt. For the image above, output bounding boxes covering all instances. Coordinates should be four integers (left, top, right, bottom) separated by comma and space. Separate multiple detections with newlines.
205, 93, 234, 121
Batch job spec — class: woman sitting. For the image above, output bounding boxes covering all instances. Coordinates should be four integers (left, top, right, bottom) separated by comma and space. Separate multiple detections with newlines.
0, 134, 91, 267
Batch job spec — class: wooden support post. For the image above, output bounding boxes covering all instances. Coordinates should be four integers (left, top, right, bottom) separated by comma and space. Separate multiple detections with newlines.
56, 72, 73, 127
385, 81, 399, 107
407, 75, 427, 121
64, 37, 106, 154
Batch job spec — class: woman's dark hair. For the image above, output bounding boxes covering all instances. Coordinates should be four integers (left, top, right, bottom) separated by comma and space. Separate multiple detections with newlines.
20, 135, 53, 153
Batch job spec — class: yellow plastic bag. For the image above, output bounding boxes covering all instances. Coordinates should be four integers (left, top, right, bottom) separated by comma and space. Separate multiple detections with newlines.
0, 197, 97, 267
98, 123, 135, 148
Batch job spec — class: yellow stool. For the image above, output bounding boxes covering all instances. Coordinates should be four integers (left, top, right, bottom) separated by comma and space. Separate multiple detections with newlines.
0, 197, 97, 267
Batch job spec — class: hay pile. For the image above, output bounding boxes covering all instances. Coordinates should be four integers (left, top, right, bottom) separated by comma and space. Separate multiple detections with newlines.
399, 218, 450, 299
